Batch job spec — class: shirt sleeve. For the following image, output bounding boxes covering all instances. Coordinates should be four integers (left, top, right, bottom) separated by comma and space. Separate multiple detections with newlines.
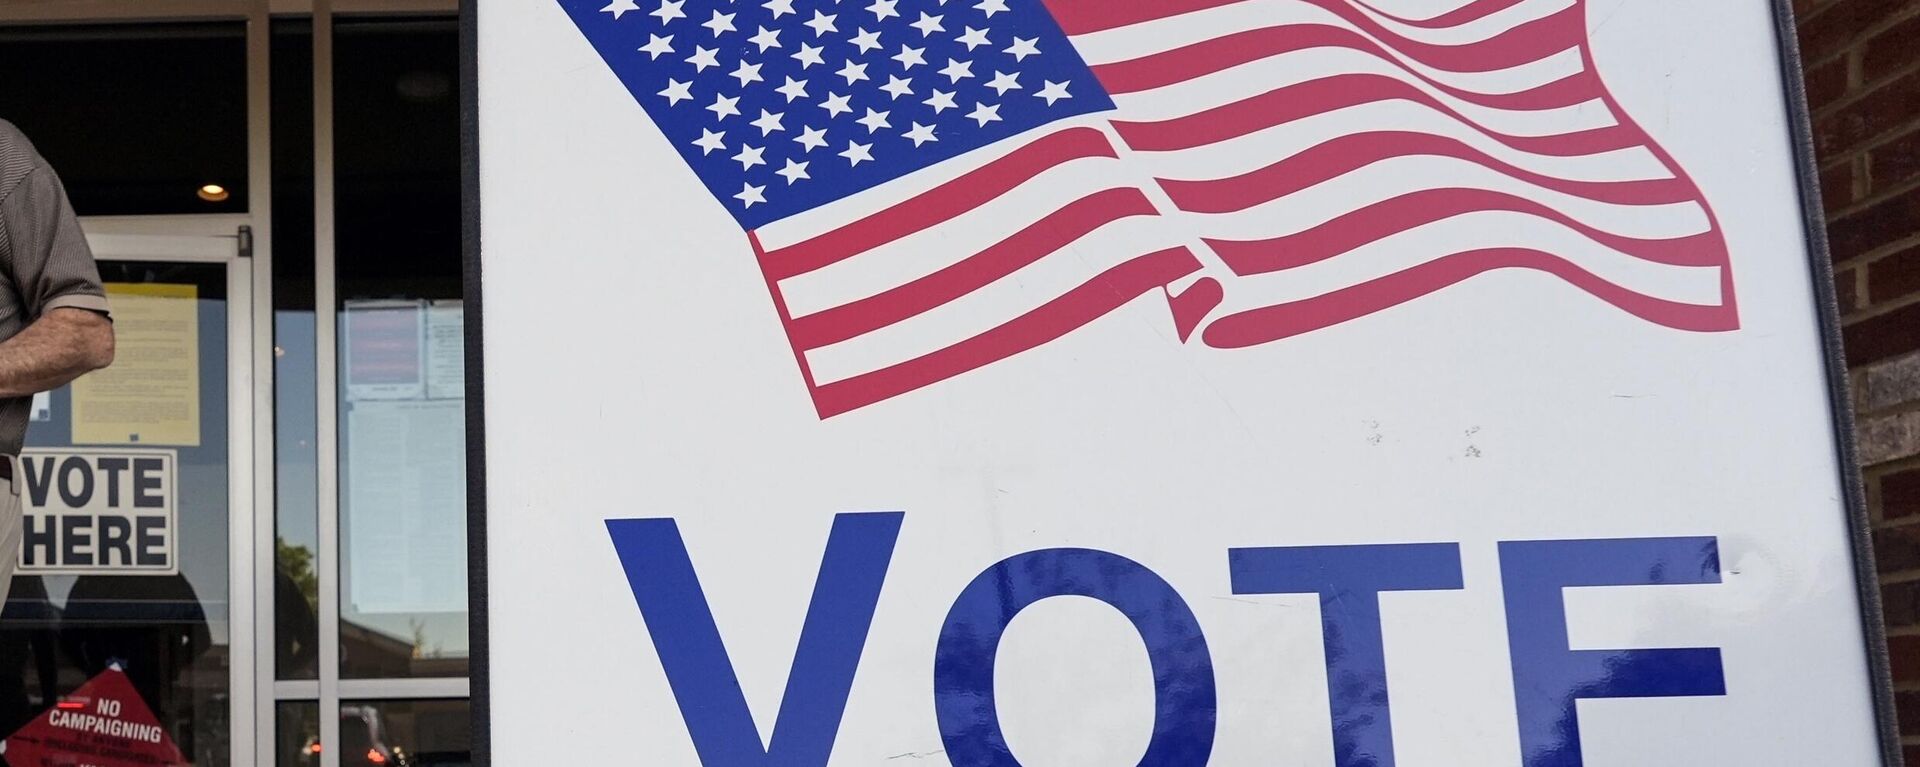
0, 164, 111, 319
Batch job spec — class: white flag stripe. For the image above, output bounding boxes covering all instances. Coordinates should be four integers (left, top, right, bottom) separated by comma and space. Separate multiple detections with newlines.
1111, 48, 1612, 136
1201, 211, 1726, 310
802, 215, 1183, 383
1349, 0, 1575, 45
755, 119, 1119, 250
1171, 154, 1710, 240
1120, 98, 1665, 183
778, 154, 1133, 316
1073, 0, 1584, 95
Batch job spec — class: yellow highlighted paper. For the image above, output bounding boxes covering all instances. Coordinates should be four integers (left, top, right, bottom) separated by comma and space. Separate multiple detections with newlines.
72, 283, 201, 446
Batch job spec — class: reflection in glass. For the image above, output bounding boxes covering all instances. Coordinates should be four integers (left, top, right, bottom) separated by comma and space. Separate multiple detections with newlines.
334, 16, 468, 680
0, 23, 248, 216
0, 261, 232, 765
277, 701, 321, 766
340, 699, 471, 767
273, 17, 322, 682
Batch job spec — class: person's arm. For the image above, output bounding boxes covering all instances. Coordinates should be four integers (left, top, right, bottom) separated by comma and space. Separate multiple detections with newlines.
0, 306, 111, 397
0, 154, 115, 399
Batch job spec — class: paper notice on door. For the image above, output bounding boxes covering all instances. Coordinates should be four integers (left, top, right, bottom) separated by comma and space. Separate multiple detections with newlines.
426, 300, 464, 400
72, 283, 200, 446
344, 300, 426, 401
345, 398, 467, 614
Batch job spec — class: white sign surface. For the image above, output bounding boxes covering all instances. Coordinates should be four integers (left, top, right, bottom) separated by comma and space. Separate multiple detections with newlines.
479, 0, 1888, 763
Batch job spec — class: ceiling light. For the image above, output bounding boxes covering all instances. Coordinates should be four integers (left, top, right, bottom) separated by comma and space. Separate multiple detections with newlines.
197, 184, 229, 202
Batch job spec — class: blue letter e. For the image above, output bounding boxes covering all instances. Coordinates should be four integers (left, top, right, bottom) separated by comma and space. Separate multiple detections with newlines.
606, 512, 904, 766
1500, 537, 1727, 767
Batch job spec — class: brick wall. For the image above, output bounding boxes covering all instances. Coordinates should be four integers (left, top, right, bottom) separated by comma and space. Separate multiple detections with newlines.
1796, 0, 1920, 758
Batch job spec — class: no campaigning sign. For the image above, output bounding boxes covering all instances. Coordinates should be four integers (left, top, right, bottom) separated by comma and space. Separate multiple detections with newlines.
1, 667, 185, 767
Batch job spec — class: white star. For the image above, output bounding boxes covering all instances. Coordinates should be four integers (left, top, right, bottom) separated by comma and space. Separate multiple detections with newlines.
707, 93, 741, 120
955, 26, 990, 50
866, 0, 900, 20
792, 42, 826, 68
639, 33, 675, 59
1005, 36, 1040, 61
687, 46, 720, 71
701, 10, 736, 36
692, 128, 726, 155
880, 75, 914, 99
893, 44, 927, 69
837, 60, 871, 85
924, 88, 958, 113
984, 70, 1021, 96
749, 26, 783, 52
966, 101, 1001, 126
732, 143, 766, 170
731, 60, 765, 87
750, 109, 787, 135
902, 122, 937, 146
794, 125, 829, 151
850, 28, 883, 53
839, 140, 874, 166
909, 12, 946, 36
601, 0, 640, 19
1035, 79, 1072, 105
776, 158, 811, 184
775, 76, 810, 102
651, 0, 687, 23
804, 10, 838, 37
764, 0, 796, 18
856, 107, 892, 133
735, 182, 766, 208
820, 92, 854, 117
658, 78, 694, 104
975, 0, 1009, 17
938, 58, 974, 82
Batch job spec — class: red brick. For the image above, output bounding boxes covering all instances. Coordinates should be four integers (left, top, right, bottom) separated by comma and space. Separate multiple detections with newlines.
1900, 689, 1920, 734
1869, 128, 1920, 196
1869, 243, 1920, 304
1847, 301, 1920, 366
1907, 744, 1920, 767
1890, 633, 1920, 683
1822, 160, 1856, 211
1863, 10, 1920, 83
1828, 192, 1920, 262
1816, 69, 1920, 157
1889, 468, 1920, 522
1881, 579, 1920, 628
1800, 0, 1909, 64
1805, 54, 1851, 113
1878, 525, 1920, 572
1838, 266, 1861, 311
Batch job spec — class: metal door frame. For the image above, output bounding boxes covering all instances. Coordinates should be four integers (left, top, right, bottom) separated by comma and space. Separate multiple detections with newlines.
81, 225, 257, 767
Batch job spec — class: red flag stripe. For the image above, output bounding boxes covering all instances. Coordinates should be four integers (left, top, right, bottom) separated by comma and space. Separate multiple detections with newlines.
809, 247, 1205, 417
1199, 247, 1740, 349
1349, 0, 1535, 30
785, 189, 1161, 349
1204, 188, 1729, 276
1094, 24, 1594, 110
759, 128, 1119, 280
1046, 0, 1250, 35
1111, 75, 1638, 157
1290, 0, 1579, 73
1155, 132, 1697, 214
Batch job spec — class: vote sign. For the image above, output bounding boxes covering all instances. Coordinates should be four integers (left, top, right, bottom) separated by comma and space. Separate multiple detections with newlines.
475, 0, 1893, 764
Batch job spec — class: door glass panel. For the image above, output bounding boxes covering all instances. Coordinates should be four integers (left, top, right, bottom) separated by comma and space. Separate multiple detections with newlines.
0, 260, 232, 766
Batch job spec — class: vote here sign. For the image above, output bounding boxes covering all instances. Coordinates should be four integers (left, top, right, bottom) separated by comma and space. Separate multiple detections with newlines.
16, 449, 177, 576
475, 0, 1897, 764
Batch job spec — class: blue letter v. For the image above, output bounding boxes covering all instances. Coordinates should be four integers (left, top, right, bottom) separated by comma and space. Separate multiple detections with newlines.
606, 512, 903, 767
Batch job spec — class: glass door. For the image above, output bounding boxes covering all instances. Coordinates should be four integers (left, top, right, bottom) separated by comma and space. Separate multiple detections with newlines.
0, 231, 254, 766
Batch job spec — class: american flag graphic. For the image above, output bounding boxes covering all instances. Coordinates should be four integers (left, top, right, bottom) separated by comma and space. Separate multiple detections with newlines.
560, 0, 1739, 418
